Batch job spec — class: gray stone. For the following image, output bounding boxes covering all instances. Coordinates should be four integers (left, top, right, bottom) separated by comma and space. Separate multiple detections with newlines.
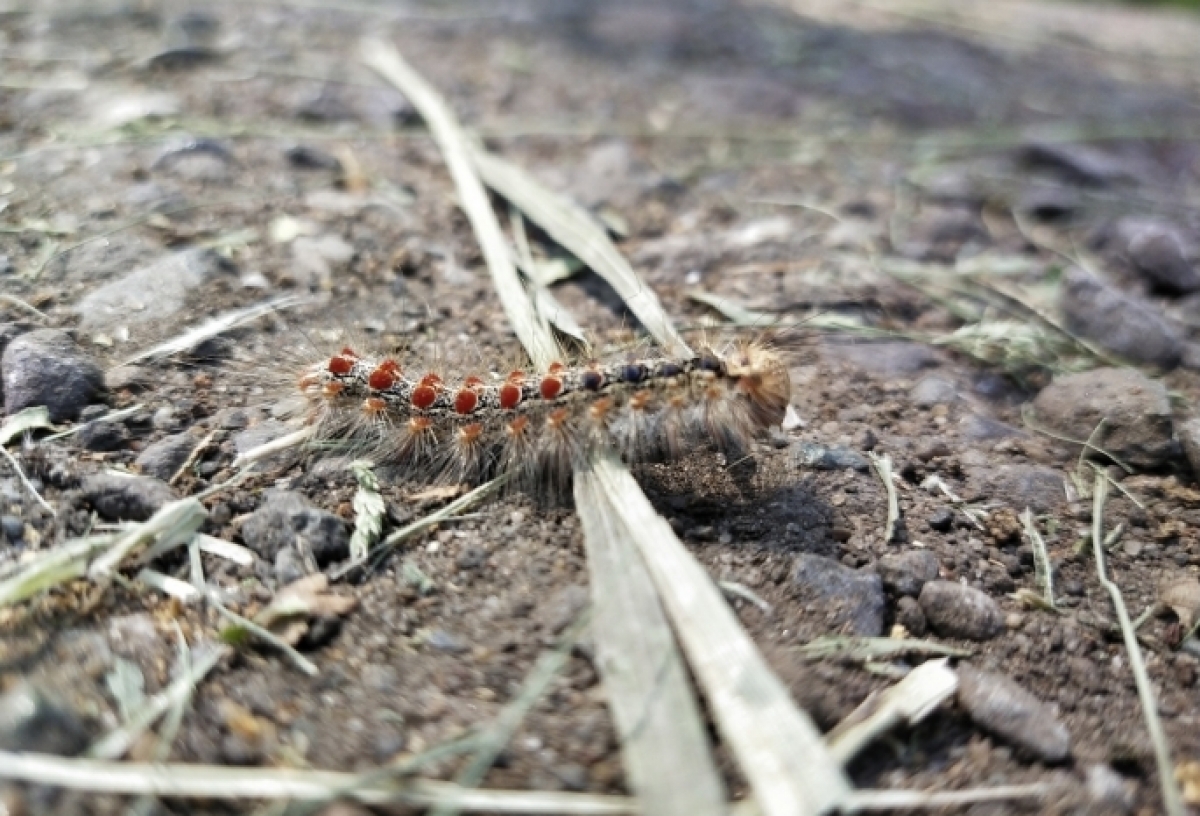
959, 413, 1022, 441
894, 596, 927, 636
2, 329, 103, 421
103, 365, 151, 392
1, 515, 23, 543
0, 682, 91, 755
792, 554, 885, 636
77, 419, 129, 452
1019, 140, 1136, 187
1031, 367, 1176, 469
1059, 267, 1183, 369
1085, 764, 1134, 815
82, 473, 176, 521
878, 550, 940, 596
1124, 219, 1200, 294
910, 376, 958, 407
964, 464, 1065, 514
1181, 418, 1200, 482
918, 580, 1004, 640
73, 248, 230, 330
790, 441, 870, 472
822, 341, 941, 376
956, 664, 1071, 762
135, 432, 196, 481
241, 490, 349, 566
427, 629, 467, 653
273, 547, 307, 586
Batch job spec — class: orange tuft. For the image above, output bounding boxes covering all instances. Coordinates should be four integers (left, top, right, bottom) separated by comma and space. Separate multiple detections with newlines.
727, 343, 791, 427
409, 416, 434, 433
588, 397, 613, 422
463, 375, 483, 388
506, 415, 530, 437
322, 381, 345, 398
362, 397, 387, 415
419, 372, 443, 388
459, 423, 484, 443
340, 346, 360, 359
629, 391, 652, 411
546, 407, 570, 429
506, 370, 526, 384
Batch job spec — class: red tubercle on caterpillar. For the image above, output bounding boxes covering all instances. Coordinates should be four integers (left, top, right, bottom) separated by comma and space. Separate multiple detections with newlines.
547, 361, 566, 374
328, 355, 356, 376
499, 383, 523, 410
411, 384, 438, 410
454, 388, 479, 415
368, 358, 402, 391
539, 376, 563, 400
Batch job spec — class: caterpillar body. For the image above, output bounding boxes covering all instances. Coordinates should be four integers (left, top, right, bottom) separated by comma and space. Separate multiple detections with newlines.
292, 340, 791, 499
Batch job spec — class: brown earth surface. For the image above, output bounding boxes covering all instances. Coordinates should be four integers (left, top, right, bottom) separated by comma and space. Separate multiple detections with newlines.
4, 0, 1200, 814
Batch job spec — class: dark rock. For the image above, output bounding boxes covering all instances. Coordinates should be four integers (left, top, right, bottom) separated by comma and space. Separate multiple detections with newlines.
918, 580, 1004, 640
2, 329, 103, 421
964, 463, 1065, 514
77, 419, 129, 452
456, 546, 487, 570
539, 584, 589, 635
914, 438, 951, 462
241, 490, 349, 566
1019, 140, 1136, 187
927, 507, 955, 532
822, 341, 941, 376
2, 515, 24, 543
0, 682, 91, 755
790, 441, 870, 472
1124, 219, 1200, 294
82, 473, 177, 521
878, 550, 940, 596
1015, 183, 1080, 221
135, 432, 196, 481
1179, 418, 1200, 482
910, 376, 958, 407
285, 144, 342, 170
232, 420, 294, 462
894, 596, 927, 636
792, 554, 885, 636
956, 664, 1071, 762
1059, 267, 1182, 369
1031, 367, 1176, 469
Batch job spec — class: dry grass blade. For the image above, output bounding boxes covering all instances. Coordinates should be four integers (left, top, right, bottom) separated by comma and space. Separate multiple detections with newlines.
0, 534, 114, 606
1020, 508, 1055, 609
590, 453, 850, 815
827, 659, 958, 765
1090, 470, 1185, 816
432, 613, 592, 816
0, 752, 637, 814
88, 497, 207, 580
120, 295, 305, 366
841, 783, 1051, 812
575, 464, 728, 816
361, 37, 734, 815
360, 38, 558, 371
87, 643, 229, 760
0, 406, 54, 446
869, 452, 900, 543
470, 148, 691, 358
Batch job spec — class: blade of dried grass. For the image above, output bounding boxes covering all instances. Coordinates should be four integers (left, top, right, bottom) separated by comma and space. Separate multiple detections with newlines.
213, 595, 319, 677
360, 38, 558, 370
0, 752, 637, 814
1090, 470, 1185, 816
87, 643, 228, 760
432, 612, 592, 816
0, 534, 114, 606
1020, 508, 1055, 609
88, 498, 207, 580
120, 295, 305, 366
590, 453, 851, 814
575, 465, 728, 816
469, 147, 691, 358
827, 659, 958, 765
869, 452, 900, 543
360, 38, 732, 816
842, 783, 1051, 811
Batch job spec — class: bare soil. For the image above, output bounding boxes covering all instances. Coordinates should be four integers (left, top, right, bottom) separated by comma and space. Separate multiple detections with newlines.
4, 1, 1200, 814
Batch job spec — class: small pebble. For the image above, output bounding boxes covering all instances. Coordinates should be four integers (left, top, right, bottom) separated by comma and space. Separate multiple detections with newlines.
927, 507, 954, 532
242, 490, 349, 566
135, 431, 196, 481
895, 595, 927, 636
1, 515, 24, 543
81, 473, 177, 521
2, 329, 103, 421
77, 419, 129, 452
918, 580, 1004, 640
877, 550, 940, 597
0, 682, 91, 755
956, 664, 1071, 762
793, 554, 885, 636
790, 441, 870, 472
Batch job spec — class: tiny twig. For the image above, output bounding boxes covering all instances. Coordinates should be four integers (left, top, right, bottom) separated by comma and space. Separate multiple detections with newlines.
869, 452, 900, 543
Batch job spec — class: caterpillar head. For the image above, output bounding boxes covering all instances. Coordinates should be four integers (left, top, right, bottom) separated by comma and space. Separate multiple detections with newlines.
723, 342, 791, 429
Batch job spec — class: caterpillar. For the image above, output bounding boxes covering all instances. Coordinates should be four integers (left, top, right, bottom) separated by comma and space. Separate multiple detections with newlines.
287, 339, 792, 500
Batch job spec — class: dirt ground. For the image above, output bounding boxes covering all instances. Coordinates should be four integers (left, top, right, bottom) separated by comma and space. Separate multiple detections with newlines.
5, 0, 1200, 813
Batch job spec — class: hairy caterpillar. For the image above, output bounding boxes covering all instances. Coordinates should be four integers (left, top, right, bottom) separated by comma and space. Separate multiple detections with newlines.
288, 339, 791, 499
